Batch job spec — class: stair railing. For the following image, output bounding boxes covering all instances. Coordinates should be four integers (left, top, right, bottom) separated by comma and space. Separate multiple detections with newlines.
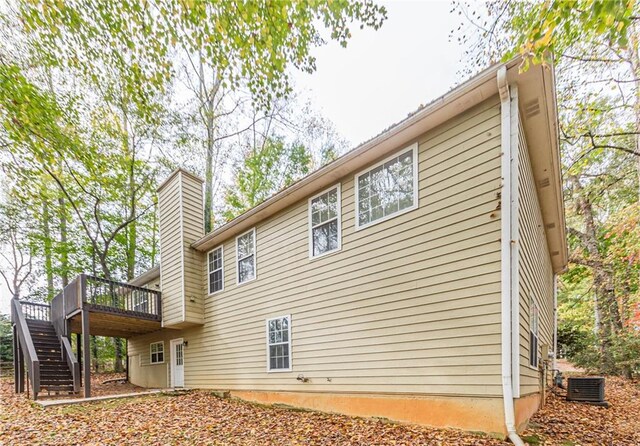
51, 280, 81, 392
11, 299, 40, 398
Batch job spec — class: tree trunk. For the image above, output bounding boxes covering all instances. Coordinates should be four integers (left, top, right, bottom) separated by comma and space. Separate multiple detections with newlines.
201, 57, 221, 233
58, 195, 69, 288
571, 176, 623, 373
42, 194, 54, 300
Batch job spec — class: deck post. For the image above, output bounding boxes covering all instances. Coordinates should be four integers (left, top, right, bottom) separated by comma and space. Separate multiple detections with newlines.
13, 325, 25, 393
76, 332, 82, 386
125, 339, 129, 383
82, 307, 91, 398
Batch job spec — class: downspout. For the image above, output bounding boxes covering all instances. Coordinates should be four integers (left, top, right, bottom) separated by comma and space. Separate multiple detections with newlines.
498, 66, 525, 446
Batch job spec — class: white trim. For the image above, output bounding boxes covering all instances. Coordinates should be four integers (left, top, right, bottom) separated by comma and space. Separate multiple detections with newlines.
179, 172, 186, 324
266, 314, 292, 373
509, 85, 521, 398
169, 338, 184, 388
498, 67, 526, 446
308, 183, 342, 259
149, 341, 165, 365
236, 228, 257, 285
207, 245, 225, 295
354, 143, 419, 231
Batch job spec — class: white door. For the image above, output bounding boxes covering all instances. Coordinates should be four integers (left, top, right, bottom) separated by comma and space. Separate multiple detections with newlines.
170, 338, 184, 388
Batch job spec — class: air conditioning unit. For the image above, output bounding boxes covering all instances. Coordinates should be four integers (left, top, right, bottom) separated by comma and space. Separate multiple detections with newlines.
567, 377, 607, 406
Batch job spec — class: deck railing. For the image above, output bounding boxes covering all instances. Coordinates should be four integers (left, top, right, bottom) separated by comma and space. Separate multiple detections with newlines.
85, 275, 161, 320
20, 302, 51, 321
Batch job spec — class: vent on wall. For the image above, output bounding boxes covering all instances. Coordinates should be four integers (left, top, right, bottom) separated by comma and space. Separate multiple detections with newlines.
524, 99, 541, 119
538, 177, 550, 188
545, 222, 556, 229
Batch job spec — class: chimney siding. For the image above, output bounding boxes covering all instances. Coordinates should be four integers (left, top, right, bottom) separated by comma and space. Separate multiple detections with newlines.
158, 169, 205, 328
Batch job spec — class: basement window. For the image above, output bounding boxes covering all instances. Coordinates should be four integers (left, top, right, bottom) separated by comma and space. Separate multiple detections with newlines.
208, 246, 224, 294
267, 315, 291, 372
236, 228, 256, 284
529, 297, 539, 368
150, 341, 164, 364
309, 184, 341, 258
355, 143, 418, 229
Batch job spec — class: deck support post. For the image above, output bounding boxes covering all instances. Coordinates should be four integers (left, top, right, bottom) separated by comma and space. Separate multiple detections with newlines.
125, 339, 129, 383
82, 308, 91, 398
76, 332, 82, 386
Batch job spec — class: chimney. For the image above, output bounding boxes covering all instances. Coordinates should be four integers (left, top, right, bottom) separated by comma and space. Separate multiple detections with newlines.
157, 168, 205, 328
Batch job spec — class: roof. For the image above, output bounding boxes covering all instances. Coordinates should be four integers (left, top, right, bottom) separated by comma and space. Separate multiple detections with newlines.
128, 265, 160, 287
189, 57, 568, 273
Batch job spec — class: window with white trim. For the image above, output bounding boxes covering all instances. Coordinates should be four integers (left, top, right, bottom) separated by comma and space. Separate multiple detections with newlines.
236, 229, 256, 284
150, 341, 164, 364
356, 144, 418, 229
309, 185, 341, 258
267, 315, 291, 371
208, 246, 224, 294
529, 297, 539, 368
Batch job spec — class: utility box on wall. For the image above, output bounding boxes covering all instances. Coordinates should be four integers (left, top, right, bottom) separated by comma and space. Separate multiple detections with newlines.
157, 168, 205, 328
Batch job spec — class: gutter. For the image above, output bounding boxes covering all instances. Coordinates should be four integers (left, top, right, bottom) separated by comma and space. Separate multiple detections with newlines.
498, 65, 525, 446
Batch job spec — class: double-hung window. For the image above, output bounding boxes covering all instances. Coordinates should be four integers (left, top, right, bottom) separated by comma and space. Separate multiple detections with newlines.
309, 185, 341, 258
355, 144, 418, 229
208, 246, 224, 294
150, 341, 164, 364
529, 297, 539, 368
236, 229, 256, 284
267, 315, 291, 371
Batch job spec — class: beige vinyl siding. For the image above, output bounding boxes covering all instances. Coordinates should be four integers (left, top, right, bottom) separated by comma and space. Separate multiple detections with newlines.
128, 330, 175, 388
181, 176, 205, 324
517, 117, 554, 396
159, 178, 183, 326
159, 171, 205, 327
180, 96, 504, 397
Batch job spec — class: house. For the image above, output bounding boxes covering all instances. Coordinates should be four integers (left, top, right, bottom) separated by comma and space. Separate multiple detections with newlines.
11, 57, 566, 440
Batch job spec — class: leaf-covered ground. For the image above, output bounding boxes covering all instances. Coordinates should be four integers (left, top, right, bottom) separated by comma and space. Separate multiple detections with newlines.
1, 375, 638, 445
521, 376, 640, 446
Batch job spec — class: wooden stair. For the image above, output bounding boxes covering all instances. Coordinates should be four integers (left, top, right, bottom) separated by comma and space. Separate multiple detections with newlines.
26, 319, 77, 396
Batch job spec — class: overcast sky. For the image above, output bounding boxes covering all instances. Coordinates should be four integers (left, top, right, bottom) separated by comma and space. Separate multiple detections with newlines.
0, 1, 464, 315
292, 0, 465, 147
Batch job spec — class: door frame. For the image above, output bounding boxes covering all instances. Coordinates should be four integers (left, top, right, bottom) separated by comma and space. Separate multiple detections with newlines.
169, 338, 184, 388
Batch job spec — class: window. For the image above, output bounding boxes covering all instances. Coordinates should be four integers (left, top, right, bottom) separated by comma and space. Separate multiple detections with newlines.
355, 144, 418, 229
132, 291, 149, 313
266, 315, 291, 371
529, 297, 539, 368
309, 185, 341, 258
236, 229, 256, 284
150, 341, 164, 364
208, 246, 224, 294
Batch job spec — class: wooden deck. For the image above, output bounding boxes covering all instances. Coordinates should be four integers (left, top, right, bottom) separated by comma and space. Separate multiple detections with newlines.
68, 305, 161, 337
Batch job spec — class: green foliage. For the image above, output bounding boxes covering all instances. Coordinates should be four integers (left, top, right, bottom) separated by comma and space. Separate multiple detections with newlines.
0, 314, 13, 364
506, 0, 636, 67
223, 137, 312, 220
19, 0, 387, 111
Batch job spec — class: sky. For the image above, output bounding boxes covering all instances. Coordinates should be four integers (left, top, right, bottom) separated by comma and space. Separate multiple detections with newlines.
0, 1, 465, 315
291, 0, 465, 147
